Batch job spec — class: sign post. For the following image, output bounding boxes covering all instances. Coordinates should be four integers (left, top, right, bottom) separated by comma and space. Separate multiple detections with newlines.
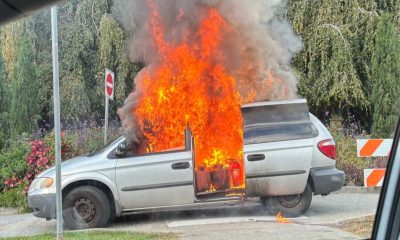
104, 69, 114, 145
51, 6, 63, 240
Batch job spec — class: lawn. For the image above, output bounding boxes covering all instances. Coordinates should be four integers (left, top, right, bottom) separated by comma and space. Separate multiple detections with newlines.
0, 231, 177, 240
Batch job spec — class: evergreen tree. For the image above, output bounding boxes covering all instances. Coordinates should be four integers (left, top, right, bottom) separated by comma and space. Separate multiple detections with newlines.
0, 53, 9, 147
9, 36, 39, 138
29, 11, 53, 128
0, 20, 23, 80
371, 13, 400, 137
0, 53, 8, 113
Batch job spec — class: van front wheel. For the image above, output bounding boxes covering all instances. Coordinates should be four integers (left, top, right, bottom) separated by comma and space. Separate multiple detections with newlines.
263, 183, 312, 217
63, 186, 111, 230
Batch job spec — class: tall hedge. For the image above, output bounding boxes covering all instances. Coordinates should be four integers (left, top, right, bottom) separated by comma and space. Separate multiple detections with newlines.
371, 14, 400, 137
9, 36, 39, 137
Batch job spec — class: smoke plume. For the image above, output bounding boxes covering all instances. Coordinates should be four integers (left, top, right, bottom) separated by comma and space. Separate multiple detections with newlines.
114, 0, 302, 145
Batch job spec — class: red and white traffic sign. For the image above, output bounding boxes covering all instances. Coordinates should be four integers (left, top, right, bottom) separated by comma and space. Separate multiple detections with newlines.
105, 69, 114, 100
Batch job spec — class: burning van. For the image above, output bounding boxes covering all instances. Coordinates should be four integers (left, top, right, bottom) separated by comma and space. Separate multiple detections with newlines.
28, 99, 345, 230
29, 0, 345, 230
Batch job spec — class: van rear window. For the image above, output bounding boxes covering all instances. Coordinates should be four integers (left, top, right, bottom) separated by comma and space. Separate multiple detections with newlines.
242, 102, 312, 144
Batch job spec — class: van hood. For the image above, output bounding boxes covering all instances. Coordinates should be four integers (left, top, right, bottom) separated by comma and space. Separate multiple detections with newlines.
36, 154, 116, 178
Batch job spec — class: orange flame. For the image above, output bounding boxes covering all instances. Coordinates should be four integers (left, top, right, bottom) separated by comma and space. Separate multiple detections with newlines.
276, 212, 291, 224
131, 1, 259, 194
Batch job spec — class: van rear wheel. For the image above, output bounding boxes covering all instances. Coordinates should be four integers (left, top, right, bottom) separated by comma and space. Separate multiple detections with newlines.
263, 183, 312, 217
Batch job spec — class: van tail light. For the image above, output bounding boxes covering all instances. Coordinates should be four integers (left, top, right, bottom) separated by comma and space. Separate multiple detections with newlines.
318, 139, 336, 160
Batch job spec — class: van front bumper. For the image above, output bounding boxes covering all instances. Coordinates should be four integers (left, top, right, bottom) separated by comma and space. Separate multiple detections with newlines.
28, 194, 56, 219
310, 167, 345, 195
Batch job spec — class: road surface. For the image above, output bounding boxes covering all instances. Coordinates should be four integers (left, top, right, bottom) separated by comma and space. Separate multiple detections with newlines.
0, 192, 380, 239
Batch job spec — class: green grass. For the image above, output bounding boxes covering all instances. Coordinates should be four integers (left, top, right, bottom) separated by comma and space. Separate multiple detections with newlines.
0, 231, 177, 240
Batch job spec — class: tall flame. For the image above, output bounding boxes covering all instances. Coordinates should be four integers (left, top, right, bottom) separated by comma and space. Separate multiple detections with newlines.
134, 3, 245, 175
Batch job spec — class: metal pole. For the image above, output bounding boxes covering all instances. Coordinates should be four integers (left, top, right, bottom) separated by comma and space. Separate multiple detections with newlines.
104, 96, 108, 145
51, 6, 63, 240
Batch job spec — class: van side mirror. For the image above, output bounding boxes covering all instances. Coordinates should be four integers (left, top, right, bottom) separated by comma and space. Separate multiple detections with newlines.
115, 142, 127, 157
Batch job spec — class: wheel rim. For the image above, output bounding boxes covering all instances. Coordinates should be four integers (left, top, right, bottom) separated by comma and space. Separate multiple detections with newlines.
277, 194, 302, 208
72, 197, 96, 223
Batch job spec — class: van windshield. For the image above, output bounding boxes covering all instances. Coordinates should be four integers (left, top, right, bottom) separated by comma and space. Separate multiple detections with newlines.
86, 136, 124, 156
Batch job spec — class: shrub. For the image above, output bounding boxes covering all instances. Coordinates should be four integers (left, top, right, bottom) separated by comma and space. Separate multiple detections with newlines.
0, 185, 29, 211
0, 125, 122, 209
67, 124, 122, 155
72, 126, 105, 155
332, 129, 370, 185
0, 136, 30, 192
2, 131, 80, 193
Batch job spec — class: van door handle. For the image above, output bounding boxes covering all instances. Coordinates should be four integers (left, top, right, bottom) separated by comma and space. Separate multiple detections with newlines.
171, 162, 190, 170
247, 154, 265, 161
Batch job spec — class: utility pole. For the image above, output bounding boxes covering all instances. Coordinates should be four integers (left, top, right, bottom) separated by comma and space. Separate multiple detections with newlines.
51, 6, 63, 240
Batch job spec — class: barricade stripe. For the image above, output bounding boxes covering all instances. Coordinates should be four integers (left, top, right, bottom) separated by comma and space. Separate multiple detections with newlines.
359, 139, 384, 157
366, 169, 385, 187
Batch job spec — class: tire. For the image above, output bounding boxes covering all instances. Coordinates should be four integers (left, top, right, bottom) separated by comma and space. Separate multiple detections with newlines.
63, 186, 111, 230
264, 183, 312, 217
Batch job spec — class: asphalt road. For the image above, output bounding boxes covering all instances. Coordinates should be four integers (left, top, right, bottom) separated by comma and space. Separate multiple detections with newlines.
0, 192, 380, 239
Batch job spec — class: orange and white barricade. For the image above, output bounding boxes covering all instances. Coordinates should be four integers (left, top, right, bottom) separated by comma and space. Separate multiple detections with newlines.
356, 139, 393, 157
357, 139, 392, 187
357, 139, 393, 157
363, 168, 386, 187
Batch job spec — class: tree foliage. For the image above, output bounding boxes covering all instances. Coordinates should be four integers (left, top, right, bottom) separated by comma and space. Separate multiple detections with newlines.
0, 22, 23, 79
98, 14, 135, 113
371, 14, 400, 137
0, 0, 399, 142
288, 0, 400, 134
9, 36, 39, 138
0, 52, 9, 147
60, 71, 92, 121
289, 1, 372, 119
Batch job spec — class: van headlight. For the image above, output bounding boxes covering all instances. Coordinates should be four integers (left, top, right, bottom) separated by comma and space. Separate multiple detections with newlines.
31, 177, 54, 190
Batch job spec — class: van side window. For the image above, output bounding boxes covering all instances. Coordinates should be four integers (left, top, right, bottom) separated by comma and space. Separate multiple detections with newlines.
311, 123, 319, 137
108, 129, 191, 159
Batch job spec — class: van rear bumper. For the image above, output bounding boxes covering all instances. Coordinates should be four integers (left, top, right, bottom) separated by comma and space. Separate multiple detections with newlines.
310, 167, 345, 195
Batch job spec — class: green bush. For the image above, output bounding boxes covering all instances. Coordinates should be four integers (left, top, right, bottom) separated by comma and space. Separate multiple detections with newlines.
43, 131, 80, 161
0, 136, 30, 191
67, 126, 122, 156
331, 128, 370, 186
0, 185, 29, 211
0, 127, 122, 209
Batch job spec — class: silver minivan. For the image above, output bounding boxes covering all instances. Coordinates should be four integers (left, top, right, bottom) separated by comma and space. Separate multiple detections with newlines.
28, 100, 344, 229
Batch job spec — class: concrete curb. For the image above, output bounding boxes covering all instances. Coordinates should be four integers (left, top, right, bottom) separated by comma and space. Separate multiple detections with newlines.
0, 207, 22, 216
335, 186, 381, 194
